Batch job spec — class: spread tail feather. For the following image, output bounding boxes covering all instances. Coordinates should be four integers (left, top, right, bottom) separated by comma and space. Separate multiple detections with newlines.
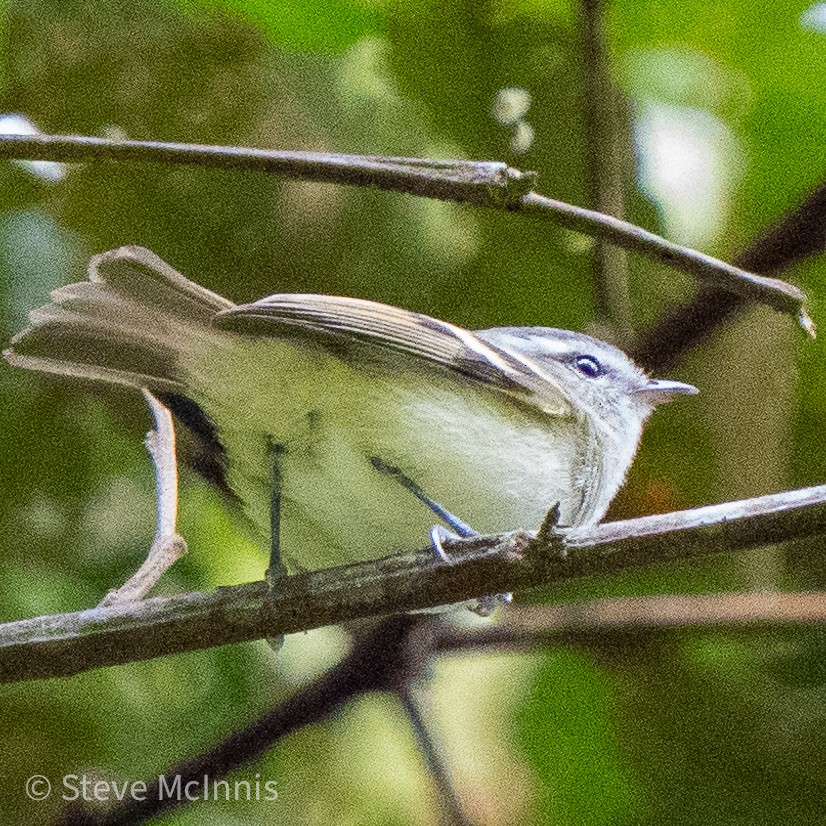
3, 245, 234, 392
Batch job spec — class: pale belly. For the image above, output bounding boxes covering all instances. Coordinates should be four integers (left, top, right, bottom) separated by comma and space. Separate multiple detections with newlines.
187, 337, 589, 570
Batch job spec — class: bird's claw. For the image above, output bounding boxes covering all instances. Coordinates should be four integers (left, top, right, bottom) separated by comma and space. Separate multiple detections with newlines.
429, 525, 512, 616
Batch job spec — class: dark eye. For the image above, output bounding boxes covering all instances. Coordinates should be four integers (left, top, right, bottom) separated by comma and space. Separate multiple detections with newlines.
575, 355, 603, 378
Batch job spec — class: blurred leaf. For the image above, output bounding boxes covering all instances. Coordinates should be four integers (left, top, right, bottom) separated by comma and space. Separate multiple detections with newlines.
181, 0, 381, 52
515, 650, 642, 825
610, 634, 826, 825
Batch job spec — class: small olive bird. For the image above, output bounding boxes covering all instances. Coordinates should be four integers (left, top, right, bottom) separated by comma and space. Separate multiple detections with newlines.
4, 246, 696, 572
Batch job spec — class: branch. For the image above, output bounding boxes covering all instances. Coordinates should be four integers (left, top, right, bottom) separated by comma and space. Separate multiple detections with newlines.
0, 133, 535, 207
630, 285, 741, 372
54, 614, 434, 826
735, 179, 826, 274
0, 134, 811, 333
99, 391, 186, 606
519, 193, 812, 333
633, 177, 826, 371
3, 484, 826, 684
54, 588, 826, 825
396, 681, 471, 826
436, 591, 826, 653
578, 0, 633, 344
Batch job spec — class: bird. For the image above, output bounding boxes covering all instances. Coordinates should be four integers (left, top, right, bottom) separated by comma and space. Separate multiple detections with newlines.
4, 245, 697, 572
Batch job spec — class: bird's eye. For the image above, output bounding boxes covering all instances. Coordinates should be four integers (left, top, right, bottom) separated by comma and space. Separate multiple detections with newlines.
575, 355, 603, 378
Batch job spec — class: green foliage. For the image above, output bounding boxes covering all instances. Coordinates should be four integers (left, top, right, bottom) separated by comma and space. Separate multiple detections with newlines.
0, 0, 825, 824
193, 0, 382, 52
516, 650, 641, 824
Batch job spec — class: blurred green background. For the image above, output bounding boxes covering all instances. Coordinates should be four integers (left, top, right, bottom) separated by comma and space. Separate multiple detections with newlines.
1, 0, 826, 823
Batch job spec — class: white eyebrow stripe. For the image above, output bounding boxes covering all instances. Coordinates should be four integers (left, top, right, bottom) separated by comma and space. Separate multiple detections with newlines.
478, 330, 583, 386
499, 331, 571, 358
476, 330, 565, 383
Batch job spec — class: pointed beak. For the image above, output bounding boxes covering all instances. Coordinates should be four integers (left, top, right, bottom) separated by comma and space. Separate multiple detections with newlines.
634, 378, 699, 404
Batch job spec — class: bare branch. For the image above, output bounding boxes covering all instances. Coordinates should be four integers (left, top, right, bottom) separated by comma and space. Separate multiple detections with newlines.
633, 177, 826, 372
397, 681, 472, 826
630, 286, 741, 372
53, 587, 826, 825
3, 484, 826, 684
54, 615, 432, 826
0, 134, 811, 333
733, 180, 826, 275
578, 0, 633, 345
436, 591, 826, 654
0, 133, 535, 207
520, 193, 812, 333
99, 391, 186, 606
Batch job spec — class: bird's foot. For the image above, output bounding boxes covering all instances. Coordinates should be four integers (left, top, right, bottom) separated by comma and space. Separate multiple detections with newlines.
428, 526, 512, 616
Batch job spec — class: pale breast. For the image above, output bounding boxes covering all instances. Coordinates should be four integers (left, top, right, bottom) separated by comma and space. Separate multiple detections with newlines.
187, 336, 593, 569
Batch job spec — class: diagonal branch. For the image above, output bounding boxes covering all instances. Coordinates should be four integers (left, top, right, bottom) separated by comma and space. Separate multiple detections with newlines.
53, 588, 826, 826
630, 285, 741, 373
396, 680, 472, 826
3, 483, 826, 684
519, 193, 811, 331
0, 134, 811, 333
54, 614, 433, 826
633, 177, 826, 372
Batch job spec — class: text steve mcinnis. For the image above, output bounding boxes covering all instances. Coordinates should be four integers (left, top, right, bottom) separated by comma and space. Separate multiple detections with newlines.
33, 773, 280, 803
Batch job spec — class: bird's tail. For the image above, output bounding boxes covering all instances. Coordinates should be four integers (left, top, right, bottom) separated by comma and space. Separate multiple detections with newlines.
3, 245, 234, 392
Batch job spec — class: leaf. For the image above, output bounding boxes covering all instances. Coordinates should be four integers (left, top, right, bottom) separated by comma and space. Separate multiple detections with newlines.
185, 0, 381, 52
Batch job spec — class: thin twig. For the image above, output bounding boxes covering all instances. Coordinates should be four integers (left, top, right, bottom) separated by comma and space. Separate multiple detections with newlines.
578, 0, 633, 345
0, 134, 811, 332
99, 391, 187, 606
4, 484, 826, 683
519, 193, 812, 333
397, 682, 472, 826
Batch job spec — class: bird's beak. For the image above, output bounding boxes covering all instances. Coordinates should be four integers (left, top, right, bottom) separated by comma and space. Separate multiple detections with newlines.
634, 378, 699, 404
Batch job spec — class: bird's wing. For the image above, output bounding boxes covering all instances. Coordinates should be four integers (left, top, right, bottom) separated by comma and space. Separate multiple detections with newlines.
215, 294, 572, 415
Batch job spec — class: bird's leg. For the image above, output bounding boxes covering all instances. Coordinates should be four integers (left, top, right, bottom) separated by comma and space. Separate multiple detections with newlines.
267, 439, 287, 585
370, 456, 510, 616
266, 440, 287, 650
370, 456, 476, 541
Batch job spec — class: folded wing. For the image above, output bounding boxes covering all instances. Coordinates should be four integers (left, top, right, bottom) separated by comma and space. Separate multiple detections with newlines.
216, 294, 572, 416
